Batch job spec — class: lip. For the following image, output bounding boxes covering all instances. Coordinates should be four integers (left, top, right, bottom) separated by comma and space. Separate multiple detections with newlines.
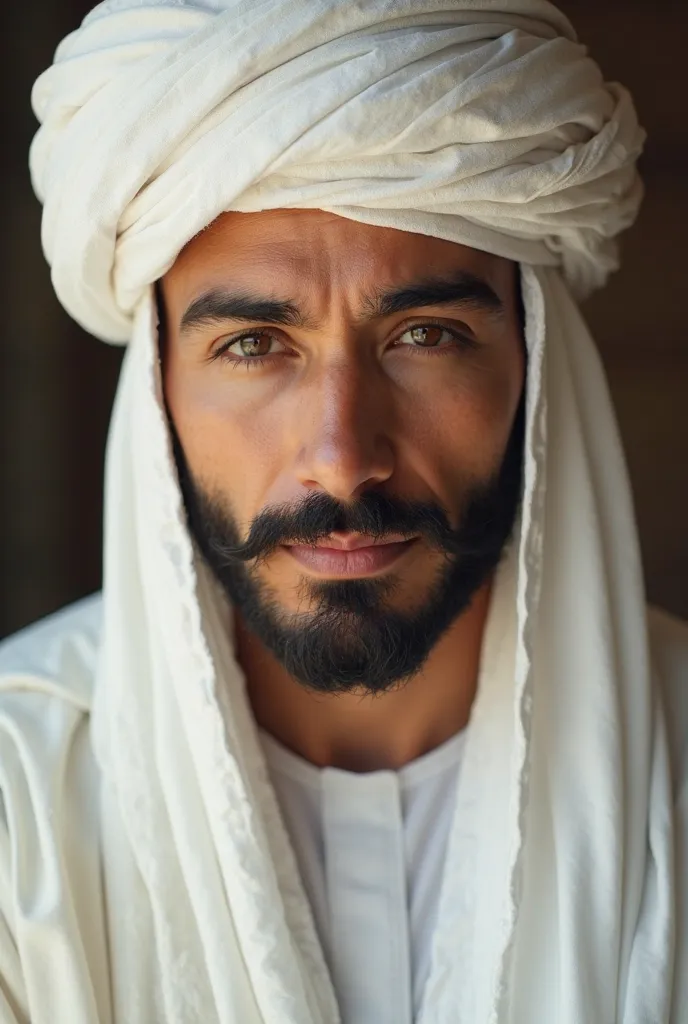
285, 537, 417, 578
308, 532, 414, 551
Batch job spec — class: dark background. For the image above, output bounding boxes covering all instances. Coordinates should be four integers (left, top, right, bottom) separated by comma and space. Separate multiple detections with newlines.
1, 1, 686, 639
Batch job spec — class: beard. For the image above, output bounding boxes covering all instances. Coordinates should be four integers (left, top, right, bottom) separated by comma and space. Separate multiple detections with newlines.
171, 396, 524, 696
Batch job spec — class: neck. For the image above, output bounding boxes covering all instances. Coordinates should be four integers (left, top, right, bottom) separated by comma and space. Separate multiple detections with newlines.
235, 582, 491, 772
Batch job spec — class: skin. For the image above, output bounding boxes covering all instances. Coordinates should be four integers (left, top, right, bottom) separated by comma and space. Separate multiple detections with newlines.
161, 208, 525, 771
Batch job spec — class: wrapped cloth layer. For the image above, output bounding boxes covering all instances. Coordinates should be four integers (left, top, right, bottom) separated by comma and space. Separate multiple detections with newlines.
30, 0, 644, 342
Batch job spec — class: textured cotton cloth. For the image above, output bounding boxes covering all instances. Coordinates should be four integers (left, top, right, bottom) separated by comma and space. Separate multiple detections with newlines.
258, 726, 467, 1022
30, 0, 644, 342
0, 1, 685, 1022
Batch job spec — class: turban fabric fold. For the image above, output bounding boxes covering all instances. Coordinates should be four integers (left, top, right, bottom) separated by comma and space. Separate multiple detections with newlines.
31, 0, 643, 342
11, 2, 682, 1024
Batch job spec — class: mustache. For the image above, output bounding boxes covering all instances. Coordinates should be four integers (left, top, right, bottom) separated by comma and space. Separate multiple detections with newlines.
207, 488, 503, 565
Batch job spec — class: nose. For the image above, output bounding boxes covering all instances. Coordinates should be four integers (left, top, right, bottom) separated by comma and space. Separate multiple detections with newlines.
295, 359, 395, 500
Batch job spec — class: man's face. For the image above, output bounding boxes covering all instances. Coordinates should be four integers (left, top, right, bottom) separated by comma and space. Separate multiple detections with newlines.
161, 209, 525, 694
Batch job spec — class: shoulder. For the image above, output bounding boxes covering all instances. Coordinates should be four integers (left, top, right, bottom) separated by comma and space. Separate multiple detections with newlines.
647, 604, 688, 794
648, 604, 688, 682
0, 593, 103, 833
648, 609, 688, 1019
0, 593, 103, 708
0, 593, 102, 827
0, 593, 103, 798
0, 597, 107, 1019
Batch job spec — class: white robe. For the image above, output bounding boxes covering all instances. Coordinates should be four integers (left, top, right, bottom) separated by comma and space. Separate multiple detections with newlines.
0, 587, 686, 1023
14, 1, 688, 1020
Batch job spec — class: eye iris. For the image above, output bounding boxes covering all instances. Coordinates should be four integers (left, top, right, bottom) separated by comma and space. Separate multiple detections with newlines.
410, 326, 443, 347
239, 334, 270, 357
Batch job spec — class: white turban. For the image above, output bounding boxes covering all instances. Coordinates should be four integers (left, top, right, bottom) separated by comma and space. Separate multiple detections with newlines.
18, 3, 684, 1024
30, 0, 644, 342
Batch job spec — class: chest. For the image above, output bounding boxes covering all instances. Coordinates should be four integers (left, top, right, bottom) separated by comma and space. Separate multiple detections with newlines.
259, 729, 465, 1023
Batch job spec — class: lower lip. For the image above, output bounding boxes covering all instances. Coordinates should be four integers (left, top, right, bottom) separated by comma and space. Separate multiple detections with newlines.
285, 540, 416, 577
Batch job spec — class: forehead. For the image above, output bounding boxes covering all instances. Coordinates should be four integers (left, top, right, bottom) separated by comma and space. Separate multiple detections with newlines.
165, 209, 517, 309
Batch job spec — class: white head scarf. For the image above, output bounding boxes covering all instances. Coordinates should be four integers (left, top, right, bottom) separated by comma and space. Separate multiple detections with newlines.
29, 2, 678, 1023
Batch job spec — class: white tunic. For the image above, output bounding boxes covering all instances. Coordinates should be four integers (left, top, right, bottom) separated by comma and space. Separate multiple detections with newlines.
258, 728, 467, 1024
0, 593, 687, 1023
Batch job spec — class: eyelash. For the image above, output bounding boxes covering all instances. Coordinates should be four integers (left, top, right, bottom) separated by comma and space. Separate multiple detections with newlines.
210, 322, 477, 370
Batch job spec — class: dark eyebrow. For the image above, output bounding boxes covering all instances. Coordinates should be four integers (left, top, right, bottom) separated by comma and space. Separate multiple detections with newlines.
178, 269, 505, 337
179, 291, 317, 335
358, 270, 505, 323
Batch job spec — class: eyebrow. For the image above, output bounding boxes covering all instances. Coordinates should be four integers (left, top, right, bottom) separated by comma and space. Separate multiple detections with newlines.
178, 269, 505, 337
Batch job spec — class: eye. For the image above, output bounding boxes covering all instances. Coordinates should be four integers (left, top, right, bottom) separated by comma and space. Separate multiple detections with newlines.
214, 330, 286, 361
395, 324, 474, 350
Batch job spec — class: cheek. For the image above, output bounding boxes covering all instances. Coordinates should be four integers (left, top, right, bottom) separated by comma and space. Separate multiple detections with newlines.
395, 348, 524, 493
164, 357, 282, 517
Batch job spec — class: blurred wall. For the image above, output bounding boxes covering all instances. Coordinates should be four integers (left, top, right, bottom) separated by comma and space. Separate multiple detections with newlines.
1, 0, 686, 639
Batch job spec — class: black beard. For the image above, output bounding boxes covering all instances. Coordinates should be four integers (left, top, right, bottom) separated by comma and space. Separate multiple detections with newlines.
171, 396, 524, 696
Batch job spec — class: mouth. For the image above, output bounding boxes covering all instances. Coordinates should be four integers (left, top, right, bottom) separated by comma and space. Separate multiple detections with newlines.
284, 533, 419, 578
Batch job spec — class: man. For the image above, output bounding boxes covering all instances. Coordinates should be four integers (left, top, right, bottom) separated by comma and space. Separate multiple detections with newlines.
0, 0, 685, 1021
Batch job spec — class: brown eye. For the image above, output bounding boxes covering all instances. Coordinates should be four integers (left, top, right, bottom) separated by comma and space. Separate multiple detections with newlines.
398, 325, 460, 349
212, 329, 287, 366
408, 326, 444, 347
235, 333, 273, 357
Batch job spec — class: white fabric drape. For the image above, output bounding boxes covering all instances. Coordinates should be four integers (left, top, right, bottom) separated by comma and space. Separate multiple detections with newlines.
30, 0, 644, 343
80, 262, 677, 1024
18, 1, 682, 1022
